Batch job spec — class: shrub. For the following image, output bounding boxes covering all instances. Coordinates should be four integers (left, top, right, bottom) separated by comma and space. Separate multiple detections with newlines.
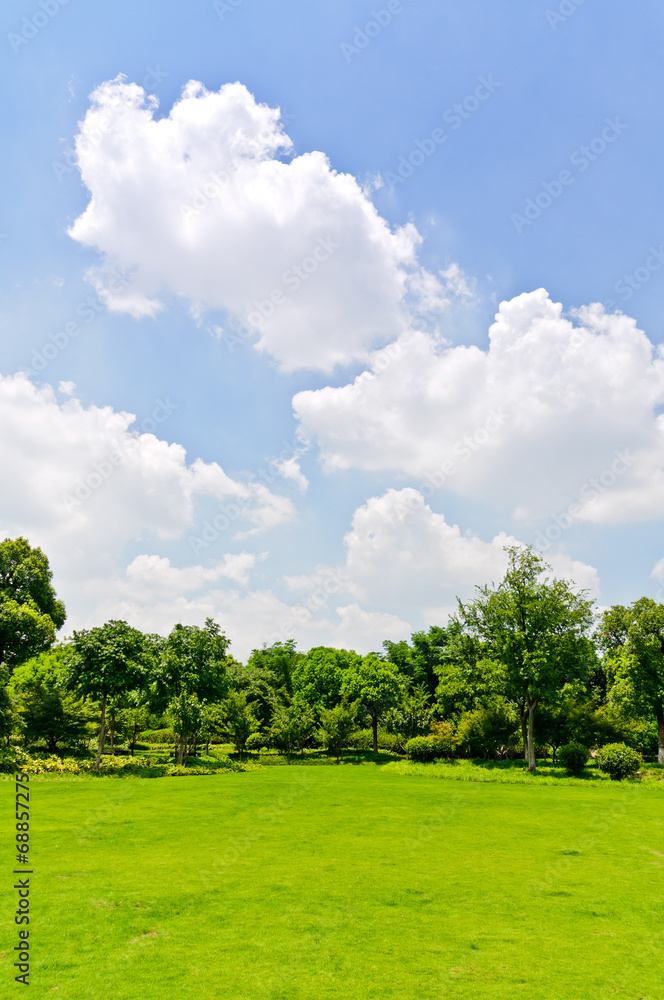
557, 741, 588, 775
406, 736, 443, 762
245, 732, 267, 752
596, 742, 642, 781
348, 729, 402, 752
141, 729, 178, 744
429, 720, 458, 757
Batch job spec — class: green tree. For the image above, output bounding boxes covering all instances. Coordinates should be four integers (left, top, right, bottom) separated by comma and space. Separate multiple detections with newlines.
455, 546, 595, 773
598, 598, 664, 764
292, 646, 361, 710
0, 537, 66, 668
342, 653, 403, 752
247, 640, 301, 699
153, 619, 230, 765
9, 647, 91, 753
384, 625, 453, 698
222, 690, 259, 759
67, 620, 151, 770
270, 700, 317, 762
383, 683, 436, 742
318, 701, 358, 763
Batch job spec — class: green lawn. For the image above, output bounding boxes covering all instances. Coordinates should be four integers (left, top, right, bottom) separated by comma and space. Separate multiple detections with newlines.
2, 764, 663, 999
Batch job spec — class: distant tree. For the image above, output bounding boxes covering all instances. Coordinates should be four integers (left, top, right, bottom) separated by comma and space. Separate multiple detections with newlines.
455, 546, 595, 773
383, 683, 436, 742
222, 690, 259, 759
9, 647, 91, 753
0, 665, 15, 745
0, 537, 66, 668
247, 640, 301, 699
455, 700, 519, 759
384, 625, 452, 698
270, 700, 317, 762
153, 619, 230, 765
67, 621, 151, 771
292, 646, 361, 710
318, 701, 358, 763
598, 598, 664, 764
342, 654, 403, 752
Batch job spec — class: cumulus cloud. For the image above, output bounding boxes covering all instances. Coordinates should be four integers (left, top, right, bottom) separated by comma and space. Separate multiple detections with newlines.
67, 76, 453, 371
283, 488, 600, 625
0, 373, 295, 608
294, 289, 664, 522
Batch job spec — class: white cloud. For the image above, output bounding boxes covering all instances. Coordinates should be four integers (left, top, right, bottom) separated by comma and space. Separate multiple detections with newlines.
294, 289, 664, 522
274, 455, 308, 493
67, 76, 452, 372
0, 372, 295, 615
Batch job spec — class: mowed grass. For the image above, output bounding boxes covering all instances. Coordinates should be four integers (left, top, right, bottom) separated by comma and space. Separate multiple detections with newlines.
2, 766, 664, 999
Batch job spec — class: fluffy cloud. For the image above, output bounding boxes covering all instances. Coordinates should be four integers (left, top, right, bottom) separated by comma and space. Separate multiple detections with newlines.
67, 77, 453, 371
0, 373, 295, 608
294, 289, 664, 522
284, 488, 600, 624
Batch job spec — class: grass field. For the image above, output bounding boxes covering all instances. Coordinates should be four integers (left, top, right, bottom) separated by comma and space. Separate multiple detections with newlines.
2, 763, 664, 999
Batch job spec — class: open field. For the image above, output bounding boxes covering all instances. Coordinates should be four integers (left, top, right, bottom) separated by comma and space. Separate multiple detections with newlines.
3, 764, 664, 999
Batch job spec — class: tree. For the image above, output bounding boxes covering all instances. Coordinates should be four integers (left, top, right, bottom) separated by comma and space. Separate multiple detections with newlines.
247, 640, 301, 699
222, 690, 259, 759
455, 546, 595, 773
384, 626, 452, 699
153, 619, 230, 765
9, 647, 91, 753
269, 700, 317, 762
318, 701, 358, 763
292, 646, 361, 710
342, 653, 403, 752
67, 621, 151, 771
0, 537, 66, 668
598, 598, 664, 764
384, 683, 436, 742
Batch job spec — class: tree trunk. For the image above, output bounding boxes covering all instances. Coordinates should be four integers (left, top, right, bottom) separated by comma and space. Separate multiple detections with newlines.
526, 699, 538, 774
95, 694, 107, 772
372, 714, 378, 753
657, 706, 664, 765
520, 707, 528, 763
177, 735, 185, 767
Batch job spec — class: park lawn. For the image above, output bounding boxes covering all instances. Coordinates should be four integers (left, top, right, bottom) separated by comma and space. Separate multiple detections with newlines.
2, 765, 663, 999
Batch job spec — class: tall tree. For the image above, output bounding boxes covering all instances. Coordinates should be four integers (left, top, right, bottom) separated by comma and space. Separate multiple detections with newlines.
342, 654, 402, 752
67, 620, 152, 770
0, 537, 66, 668
598, 598, 664, 764
247, 640, 300, 699
153, 618, 230, 765
292, 646, 361, 710
455, 546, 595, 773
9, 647, 91, 753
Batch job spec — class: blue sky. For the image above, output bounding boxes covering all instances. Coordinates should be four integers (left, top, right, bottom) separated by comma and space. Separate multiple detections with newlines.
2, 0, 664, 658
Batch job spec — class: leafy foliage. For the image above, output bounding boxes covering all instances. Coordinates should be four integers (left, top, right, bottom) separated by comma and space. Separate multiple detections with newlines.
557, 742, 589, 775
596, 742, 642, 780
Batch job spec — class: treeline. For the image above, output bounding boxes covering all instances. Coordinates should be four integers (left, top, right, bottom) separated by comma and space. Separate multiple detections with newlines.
1, 538, 663, 773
